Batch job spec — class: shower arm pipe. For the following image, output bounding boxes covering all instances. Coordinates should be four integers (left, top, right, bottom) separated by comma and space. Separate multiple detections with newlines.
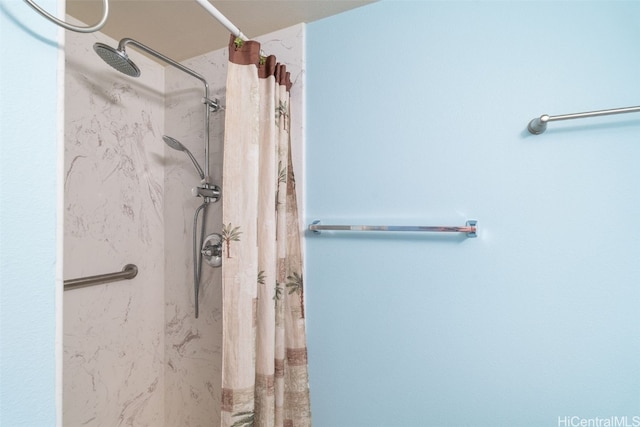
528, 105, 640, 135
118, 38, 212, 181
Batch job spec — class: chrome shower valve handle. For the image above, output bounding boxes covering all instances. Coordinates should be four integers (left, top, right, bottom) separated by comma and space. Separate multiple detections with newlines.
201, 234, 223, 267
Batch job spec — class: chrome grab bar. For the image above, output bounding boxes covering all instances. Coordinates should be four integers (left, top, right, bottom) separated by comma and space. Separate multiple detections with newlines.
64, 264, 138, 291
528, 105, 640, 134
308, 220, 477, 238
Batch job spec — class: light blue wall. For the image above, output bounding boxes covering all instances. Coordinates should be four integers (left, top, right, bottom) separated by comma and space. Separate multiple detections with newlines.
0, 0, 59, 425
305, 1, 640, 426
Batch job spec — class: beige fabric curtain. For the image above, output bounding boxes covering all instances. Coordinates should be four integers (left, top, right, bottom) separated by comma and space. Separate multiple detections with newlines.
221, 35, 311, 427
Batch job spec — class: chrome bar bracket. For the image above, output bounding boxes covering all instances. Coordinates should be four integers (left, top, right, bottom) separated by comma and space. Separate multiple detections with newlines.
192, 183, 221, 203
202, 97, 222, 112
465, 220, 478, 238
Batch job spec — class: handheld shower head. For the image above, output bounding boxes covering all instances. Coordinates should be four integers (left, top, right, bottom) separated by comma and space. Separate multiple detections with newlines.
162, 135, 186, 151
163, 135, 205, 180
93, 42, 141, 77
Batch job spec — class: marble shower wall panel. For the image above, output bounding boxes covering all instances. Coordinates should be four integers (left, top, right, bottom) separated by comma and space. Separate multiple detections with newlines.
163, 24, 305, 426
64, 24, 166, 426
163, 40, 227, 427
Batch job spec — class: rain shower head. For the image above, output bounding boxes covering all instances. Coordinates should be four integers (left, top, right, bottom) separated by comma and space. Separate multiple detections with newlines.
163, 135, 205, 180
93, 42, 141, 77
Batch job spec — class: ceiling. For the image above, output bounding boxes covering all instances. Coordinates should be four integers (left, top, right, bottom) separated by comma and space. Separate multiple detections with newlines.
67, 0, 374, 62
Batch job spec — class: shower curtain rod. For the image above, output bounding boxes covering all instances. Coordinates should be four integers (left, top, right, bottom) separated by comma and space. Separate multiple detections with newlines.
308, 220, 478, 237
527, 105, 640, 134
194, 0, 249, 41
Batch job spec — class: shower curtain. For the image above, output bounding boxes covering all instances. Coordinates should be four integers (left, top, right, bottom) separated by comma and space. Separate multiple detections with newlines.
221, 35, 311, 427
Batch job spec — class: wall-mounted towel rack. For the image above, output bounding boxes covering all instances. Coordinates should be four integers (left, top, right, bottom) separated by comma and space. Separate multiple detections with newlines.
308, 220, 478, 237
64, 264, 138, 291
528, 105, 640, 134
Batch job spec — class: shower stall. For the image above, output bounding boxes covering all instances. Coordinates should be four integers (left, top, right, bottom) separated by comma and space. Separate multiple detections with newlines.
62, 18, 305, 426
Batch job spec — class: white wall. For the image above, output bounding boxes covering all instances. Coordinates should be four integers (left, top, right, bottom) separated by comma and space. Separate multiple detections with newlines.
305, 1, 640, 426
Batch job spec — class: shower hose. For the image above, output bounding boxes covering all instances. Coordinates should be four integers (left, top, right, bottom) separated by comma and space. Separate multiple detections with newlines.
193, 201, 207, 318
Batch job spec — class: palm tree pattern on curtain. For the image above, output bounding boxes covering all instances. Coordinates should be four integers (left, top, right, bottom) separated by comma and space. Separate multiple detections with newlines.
222, 223, 242, 258
221, 35, 311, 427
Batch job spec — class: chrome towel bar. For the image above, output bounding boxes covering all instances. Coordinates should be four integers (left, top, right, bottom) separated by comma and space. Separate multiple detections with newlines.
308, 220, 477, 238
528, 105, 640, 134
64, 264, 138, 291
